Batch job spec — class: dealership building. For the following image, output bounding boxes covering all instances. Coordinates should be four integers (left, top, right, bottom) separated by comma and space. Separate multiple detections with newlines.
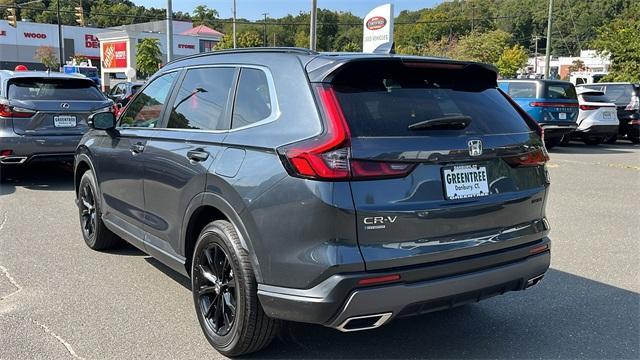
0, 19, 223, 89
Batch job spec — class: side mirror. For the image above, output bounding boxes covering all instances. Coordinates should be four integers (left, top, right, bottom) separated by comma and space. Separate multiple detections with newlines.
89, 111, 116, 130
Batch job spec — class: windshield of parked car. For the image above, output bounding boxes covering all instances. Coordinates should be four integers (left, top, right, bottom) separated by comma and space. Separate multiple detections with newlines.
8, 78, 104, 100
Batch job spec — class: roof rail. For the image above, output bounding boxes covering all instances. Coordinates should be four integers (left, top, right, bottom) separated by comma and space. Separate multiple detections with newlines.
165, 47, 318, 66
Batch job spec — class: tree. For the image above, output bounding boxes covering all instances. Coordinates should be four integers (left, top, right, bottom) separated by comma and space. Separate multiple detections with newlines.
192, 5, 220, 28
136, 38, 162, 78
568, 59, 586, 73
34, 46, 59, 70
591, 2, 640, 82
496, 45, 529, 78
455, 30, 512, 64
237, 31, 262, 48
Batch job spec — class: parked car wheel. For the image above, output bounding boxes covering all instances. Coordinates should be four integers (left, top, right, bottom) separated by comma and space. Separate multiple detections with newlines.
630, 137, 640, 144
604, 135, 617, 144
78, 170, 120, 250
192, 220, 280, 357
583, 137, 604, 145
545, 137, 562, 150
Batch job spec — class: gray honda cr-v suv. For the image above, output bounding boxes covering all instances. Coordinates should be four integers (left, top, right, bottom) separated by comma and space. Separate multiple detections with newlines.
75, 48, 552, 356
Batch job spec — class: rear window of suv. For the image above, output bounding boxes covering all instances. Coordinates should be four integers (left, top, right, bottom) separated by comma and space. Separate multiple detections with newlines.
8, 78, 104, 100
331, 61, 531, 137
544, 82, 577, 99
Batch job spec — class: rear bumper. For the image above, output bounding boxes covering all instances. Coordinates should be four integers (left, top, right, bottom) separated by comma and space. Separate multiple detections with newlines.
0, 133, 80, 164
539, 122, 577, 139
574, 124, 619, 137
258, 237, 551, 330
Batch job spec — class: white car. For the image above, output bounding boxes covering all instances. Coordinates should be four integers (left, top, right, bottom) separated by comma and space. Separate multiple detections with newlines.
569, 88, 619, 145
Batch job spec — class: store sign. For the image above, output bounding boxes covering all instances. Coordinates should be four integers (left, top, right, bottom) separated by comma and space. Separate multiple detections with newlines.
362, 3, 394, 53
85, 34, 99, 49
0, 30, 6, 36
178, 43, 195, 49
102, 41, 127, 68
24, 32, 47, 39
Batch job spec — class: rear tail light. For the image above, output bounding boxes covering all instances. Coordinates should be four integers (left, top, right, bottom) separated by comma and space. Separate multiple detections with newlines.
629, 120, 640, 125
1, 149, 13, 157
579, 105, 601, 110
0, 104, 35, 118
626, 96, 639, 111
504, 148, 549, 167
529, 102, 579, 108
357, 274, 401, 286
277, 84, 414, 180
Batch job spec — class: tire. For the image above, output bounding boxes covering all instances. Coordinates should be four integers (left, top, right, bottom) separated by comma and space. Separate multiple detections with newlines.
630, 137, 640, 144
78, 170, 120, 250
192, 220, 280, 357
545, 137, 561, 150
604, 135, 617, 144
583, 137, 604, 146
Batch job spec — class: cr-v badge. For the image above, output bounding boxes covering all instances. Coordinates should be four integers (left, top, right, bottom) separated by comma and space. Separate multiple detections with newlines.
468, 139, 483, 156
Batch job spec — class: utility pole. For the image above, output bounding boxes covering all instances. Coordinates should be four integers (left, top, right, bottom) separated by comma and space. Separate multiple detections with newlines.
232, 0, 237, 48
56, 0, 64, 69
262, 13, 268, 47
544, 0, 553, 79
166, 0, 173, 62
309, 0, 317, 51
533, 35, 540, 74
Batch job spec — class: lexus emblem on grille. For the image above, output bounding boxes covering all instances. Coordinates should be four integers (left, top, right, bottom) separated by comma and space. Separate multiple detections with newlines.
468, 140, 483, 156
60, 103, 70, 109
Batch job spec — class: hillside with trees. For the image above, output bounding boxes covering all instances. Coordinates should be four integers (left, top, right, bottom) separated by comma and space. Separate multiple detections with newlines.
1, 0, 637, 79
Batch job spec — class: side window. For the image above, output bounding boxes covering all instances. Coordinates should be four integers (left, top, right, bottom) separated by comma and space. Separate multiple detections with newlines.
119, 72, 177, 128
167, 67, 236, 130
232, 68, 273, 129
507, 82, 536, 98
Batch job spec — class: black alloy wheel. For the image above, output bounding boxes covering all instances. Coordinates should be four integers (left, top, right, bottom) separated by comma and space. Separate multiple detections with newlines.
195, 243, 238, 336
79, 182, 97, 239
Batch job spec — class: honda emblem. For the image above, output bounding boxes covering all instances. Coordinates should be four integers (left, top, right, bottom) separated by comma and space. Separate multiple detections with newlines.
468, 140, 483, 156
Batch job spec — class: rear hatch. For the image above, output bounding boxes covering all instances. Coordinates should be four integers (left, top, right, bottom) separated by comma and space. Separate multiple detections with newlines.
7, 77, 111, 136
602, 84, 639, 121
299, 59, 550, 270
537, 81, 579, 123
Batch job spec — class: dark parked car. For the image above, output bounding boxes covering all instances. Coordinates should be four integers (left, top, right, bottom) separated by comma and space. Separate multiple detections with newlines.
107, 81, 144, 108
498, 79, 579, 149
75, 48, 552, 356
0, 70, 113, 173
578, 82, 640, 144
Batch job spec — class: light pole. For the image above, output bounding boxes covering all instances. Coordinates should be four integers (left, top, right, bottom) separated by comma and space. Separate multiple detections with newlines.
166, 0, 173, 62
544, 0, 553, 79
309, 0, 317, 51
232, 0, 236, 48
56, 0, 63, 69
262, 13, 268, 47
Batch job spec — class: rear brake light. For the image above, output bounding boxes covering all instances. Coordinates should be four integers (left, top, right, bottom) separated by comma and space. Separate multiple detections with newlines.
357, 274, 400, 286
1, 149, 13, 157
629, 120, 640, 125
529, 102, 578, 108
278, 84, 414, 180
579, 105, 600, 110
504, 148, 549, 167
0, 104, 35, 118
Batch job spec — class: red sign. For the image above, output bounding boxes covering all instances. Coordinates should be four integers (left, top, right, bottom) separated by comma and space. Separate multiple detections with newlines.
0, 30, 6, 36
178, 44, 195, 49
102, 41, 127, 68
85, 34, 99, 49
24, 32, 47, 39
366, 16, 387, 31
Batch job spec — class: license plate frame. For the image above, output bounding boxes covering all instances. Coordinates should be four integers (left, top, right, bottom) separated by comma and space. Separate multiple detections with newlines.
558, 112, 567, 120
442, 164, 490, 200
54, 115, 77, 128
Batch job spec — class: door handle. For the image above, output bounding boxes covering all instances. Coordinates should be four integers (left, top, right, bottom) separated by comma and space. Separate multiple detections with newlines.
187, 149, 209, 162
130, 142, 145, 154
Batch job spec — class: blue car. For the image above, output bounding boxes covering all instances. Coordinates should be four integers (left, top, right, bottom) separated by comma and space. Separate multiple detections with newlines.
499, 79, 578, 149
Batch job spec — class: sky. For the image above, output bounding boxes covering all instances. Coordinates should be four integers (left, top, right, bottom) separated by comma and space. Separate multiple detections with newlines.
132, 1, 444, 21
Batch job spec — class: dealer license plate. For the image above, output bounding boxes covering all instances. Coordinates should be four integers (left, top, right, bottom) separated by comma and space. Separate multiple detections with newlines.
558, 112, 567, 120
54, 115, 77, 128
443, 165, 490, 200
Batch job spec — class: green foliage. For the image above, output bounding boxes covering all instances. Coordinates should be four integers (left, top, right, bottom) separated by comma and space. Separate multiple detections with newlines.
456, 30, 511, 64
568, 59, 586, 73
217, 31, 263, 49
34, 45, 59, 70
192, 5, 220, 28
136, 38, 162, 78
591, 2, 640, 82
496, 45, 529, 78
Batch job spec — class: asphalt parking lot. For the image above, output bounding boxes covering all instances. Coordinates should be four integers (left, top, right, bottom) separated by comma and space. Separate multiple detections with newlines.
0, 142, 638, 360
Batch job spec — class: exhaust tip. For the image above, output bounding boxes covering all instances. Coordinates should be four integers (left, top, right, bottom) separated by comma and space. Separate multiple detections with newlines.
0, 156, 27, 164
336, 312, 392, 332
526, 274, 544, 289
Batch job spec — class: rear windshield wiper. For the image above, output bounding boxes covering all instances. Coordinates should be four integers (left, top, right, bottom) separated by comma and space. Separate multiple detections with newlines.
408, 115, 472, 130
